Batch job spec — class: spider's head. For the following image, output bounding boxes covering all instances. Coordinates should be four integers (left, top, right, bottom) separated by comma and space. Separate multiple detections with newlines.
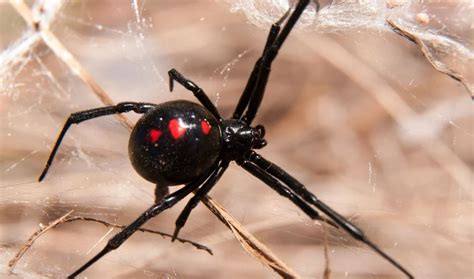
220, 119, 266, 161
252, 124, 267, 149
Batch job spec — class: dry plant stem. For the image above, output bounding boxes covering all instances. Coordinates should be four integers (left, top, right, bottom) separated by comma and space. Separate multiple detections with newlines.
323, 223, 331, 279
7, 210, 74, 273
7, 211, 212, 274
9, 0, 134, 129
39, 29, 135, 129
9, 0, 301, 277
61, 216, 213, 255
387, 19, 473, 98
202, 196, 301, 279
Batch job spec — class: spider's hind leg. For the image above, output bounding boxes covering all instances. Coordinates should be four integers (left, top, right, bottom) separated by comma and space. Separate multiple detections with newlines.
39, 102, 156, 182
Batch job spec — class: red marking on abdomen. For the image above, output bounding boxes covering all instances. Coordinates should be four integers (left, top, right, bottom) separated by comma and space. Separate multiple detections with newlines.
201, 120, 211, 135
147, 129, 162, 144
169, 119, 186, 139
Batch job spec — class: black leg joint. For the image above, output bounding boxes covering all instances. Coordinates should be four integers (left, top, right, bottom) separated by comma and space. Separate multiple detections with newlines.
168, 69, 222, 120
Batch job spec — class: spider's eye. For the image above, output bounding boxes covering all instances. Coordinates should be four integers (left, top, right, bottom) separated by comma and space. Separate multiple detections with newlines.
201, 120, 211, 135
147, 129, 162, 144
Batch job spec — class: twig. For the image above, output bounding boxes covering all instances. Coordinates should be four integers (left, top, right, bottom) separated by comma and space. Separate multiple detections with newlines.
7, 211, 213, 274
8, 210, 74, 273
387, 18, 473, 99
61, 216, 213, 254
203, 196, 301, 279
9, 0, 303, 277
9, 0, 134, 130
323, 222, 331, 279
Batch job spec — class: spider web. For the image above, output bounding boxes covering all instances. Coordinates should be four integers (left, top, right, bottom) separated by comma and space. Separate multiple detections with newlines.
1, 0, 473, 278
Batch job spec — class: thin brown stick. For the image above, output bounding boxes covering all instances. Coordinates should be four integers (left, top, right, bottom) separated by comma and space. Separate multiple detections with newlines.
8, 0, 34, 27
323, 222, 331, 279
8, 210, 74, 273
61, 216, 213, 255
7, 211, 213, 274
203, 196, 301, 279
387, 19, 473, 98
38, 29, 135, 129
9, 1, 302, 277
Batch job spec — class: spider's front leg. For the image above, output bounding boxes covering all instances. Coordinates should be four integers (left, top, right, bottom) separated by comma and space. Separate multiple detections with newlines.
232, 7, 291, 119
239, 0, 314, 124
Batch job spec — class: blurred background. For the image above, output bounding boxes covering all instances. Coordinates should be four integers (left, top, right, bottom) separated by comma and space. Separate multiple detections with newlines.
1, 0, 473, 278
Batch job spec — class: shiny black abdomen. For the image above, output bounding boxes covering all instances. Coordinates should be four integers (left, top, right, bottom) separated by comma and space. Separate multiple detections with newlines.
129, 100, 221, 186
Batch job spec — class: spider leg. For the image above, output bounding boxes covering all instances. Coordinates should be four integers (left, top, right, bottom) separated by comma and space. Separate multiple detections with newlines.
172, 160, 229, 241
38, 102, 156, 182
245, 151, 414, 279
232, 8, 291, 119
38, 102, 157, 182
168, 69, 222, 120
68, 166, 218, 278
242, 0, 317, 124
238, 160, 324, 223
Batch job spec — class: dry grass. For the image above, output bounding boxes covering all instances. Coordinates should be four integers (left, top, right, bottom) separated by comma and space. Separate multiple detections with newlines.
1, 1, 472, 278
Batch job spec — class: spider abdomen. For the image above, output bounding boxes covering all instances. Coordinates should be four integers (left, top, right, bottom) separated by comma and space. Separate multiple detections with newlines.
128, 100, 221, 186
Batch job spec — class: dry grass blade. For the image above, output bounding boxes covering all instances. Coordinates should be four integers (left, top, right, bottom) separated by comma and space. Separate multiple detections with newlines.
9, 0, 134, 129
387, 19, 473, 99
8, 0, 302, 277
62, 216, 213, 255
38, 29, 135, 129
323, 223, 331, 279
7, 211, 212, 273
7, 211, 213, 274
203, 196, 301, 279
7, 210, 74, 273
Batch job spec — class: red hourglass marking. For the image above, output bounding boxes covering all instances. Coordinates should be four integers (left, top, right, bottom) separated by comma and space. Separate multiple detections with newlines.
147, 129, 162, 144
169, 119, 186, 139
201, 120, 211, 135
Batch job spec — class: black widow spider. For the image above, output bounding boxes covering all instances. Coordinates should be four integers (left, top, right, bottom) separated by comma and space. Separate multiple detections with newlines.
38, 1, 413, 278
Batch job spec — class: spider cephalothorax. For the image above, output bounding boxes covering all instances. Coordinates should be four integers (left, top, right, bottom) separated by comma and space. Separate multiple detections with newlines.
37, 1, 413, 278
220, 119, 267, 161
